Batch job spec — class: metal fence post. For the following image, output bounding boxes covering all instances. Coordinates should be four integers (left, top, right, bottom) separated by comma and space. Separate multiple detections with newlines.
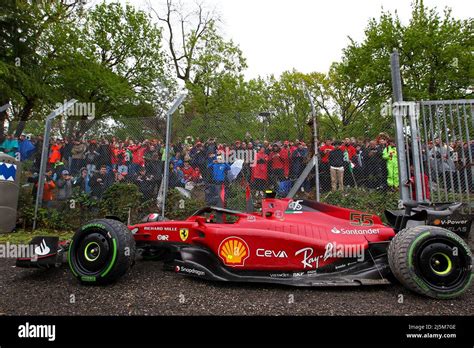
160, 93, 187, 218
391, 50, 410, 202
408, 102, 424, 201
306, 89, 320, 202
392, 103, 411, 202
33, 99, 77, 230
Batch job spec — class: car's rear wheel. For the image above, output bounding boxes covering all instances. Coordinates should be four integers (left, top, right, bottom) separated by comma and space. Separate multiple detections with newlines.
388, 226, 472, 299
68, 219, 135, 284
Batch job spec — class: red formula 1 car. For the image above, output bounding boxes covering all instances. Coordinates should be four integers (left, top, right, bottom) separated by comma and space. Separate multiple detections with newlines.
17, 196, 473, 299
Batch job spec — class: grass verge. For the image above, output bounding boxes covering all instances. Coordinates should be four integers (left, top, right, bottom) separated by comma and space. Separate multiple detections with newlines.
0, 229, 74, 244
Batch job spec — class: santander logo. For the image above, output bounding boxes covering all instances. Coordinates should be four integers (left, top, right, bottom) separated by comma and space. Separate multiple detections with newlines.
330, 226, 380, 235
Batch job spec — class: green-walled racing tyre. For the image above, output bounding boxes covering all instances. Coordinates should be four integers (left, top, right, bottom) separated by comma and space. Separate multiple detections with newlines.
388, 225, 472, 299
68, 219, 136, 285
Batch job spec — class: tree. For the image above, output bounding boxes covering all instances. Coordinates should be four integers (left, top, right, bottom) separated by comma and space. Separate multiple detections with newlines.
59, 1, 172, 137
340, 0, 473, 106
150, 0, 246, 84
173, 75, 270, 141
264, 70, 311, 141
150, 0, 248, 120
304, 64, 378, 138
0, 0, 81, 138
0, 1, 172, 139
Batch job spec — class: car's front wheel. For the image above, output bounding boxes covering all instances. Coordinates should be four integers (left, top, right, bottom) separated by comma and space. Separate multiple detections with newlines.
68, 219, 136, 285
388, 225, 472, 299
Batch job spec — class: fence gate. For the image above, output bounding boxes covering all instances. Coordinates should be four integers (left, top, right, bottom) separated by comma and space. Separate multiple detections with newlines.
395, 100, 474, 212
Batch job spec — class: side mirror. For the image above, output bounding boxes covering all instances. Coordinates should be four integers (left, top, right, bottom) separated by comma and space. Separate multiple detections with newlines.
195, 216, 206, 226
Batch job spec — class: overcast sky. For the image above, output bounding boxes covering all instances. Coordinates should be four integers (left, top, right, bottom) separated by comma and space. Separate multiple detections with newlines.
112, 0, 472, 79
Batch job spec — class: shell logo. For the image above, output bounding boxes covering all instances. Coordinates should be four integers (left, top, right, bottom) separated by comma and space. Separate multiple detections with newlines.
433, 219, 441, 226
218, 237, 249, 267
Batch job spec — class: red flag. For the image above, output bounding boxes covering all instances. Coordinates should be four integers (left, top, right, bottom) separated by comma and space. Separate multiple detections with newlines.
220, 183, 226, 223
245, 182, 253, 212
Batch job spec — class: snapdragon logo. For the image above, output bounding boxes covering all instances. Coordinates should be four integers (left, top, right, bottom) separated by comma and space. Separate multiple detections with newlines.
18, 322, 56, 342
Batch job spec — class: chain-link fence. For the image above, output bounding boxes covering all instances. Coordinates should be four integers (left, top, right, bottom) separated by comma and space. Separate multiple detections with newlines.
13, 103, 400, 231
165, 108, 398, 217
16, 114, 169, 230
14, 97, 472, 232
395, 100, 474, 211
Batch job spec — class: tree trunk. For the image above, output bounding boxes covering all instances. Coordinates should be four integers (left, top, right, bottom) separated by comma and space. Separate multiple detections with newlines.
0, 97, 9, 143
14, 97, 35, 137
76, 118, 97, 139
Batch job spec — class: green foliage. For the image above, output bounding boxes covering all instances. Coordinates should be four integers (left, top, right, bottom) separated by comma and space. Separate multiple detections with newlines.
17, 192, 76, 230
321, 187, 400, 222
340, 0, 473, 104
18, 181, 143, 230
164, 188, 203, 220
225, 184, 248, 212
0, 0, 172, 137
0, 229, 74, 244
175, 1, 472, 143
100, 183, 143, 222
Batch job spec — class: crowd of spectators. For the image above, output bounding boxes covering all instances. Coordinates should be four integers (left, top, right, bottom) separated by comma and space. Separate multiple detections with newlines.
0, 132, 472, 207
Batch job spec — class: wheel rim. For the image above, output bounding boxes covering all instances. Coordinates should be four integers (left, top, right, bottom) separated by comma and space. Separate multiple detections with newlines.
84, 242, 101, 262
74, 231, 111, 275
429, 252, 452, 276
415, 237, 469, 291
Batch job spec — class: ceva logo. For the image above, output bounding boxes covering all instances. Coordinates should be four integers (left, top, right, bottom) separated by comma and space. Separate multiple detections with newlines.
256, 248, 288, 258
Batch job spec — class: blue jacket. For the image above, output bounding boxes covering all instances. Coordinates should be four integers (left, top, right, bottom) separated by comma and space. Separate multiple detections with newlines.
19, 139, 35, 161
208, 161, 230, 183
171, 157, 183, 168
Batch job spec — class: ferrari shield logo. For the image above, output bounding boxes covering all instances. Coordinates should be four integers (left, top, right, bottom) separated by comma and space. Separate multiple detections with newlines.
179, 228, 189, 242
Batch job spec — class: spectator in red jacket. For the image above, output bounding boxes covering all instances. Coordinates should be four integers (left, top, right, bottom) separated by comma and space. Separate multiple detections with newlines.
268, 143, 284, 189
111, 143, 120, 170
128, 141, 146, 175
320, 139, 335, 164
281, 141, 291, 178
340, 138, 356, 161
407, 164, 431, 201
182, 161, 196, 182
251, 146, 268, 193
